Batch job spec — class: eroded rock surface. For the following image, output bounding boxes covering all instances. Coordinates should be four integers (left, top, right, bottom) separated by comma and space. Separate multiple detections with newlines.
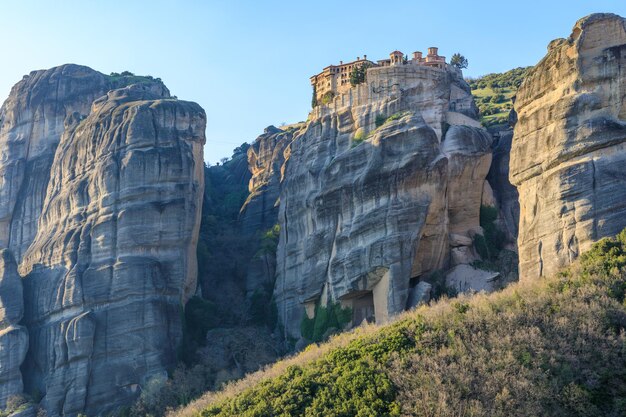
274, 64, 493, 337
511, 13, 626, 280
0, 66, 205, 416
0, 250, 28, 408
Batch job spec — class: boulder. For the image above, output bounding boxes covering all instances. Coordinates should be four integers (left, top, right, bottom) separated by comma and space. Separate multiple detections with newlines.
445, 264, 500, 294
407, 281, 432, 309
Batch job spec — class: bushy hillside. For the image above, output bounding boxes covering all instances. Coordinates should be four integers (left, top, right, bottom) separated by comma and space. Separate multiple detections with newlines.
467, 67, 531, 127
171, 230, 626, 417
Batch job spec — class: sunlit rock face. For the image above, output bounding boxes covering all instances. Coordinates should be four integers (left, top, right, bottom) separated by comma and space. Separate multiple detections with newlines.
0, 65, 205, 416
511, 13, 626, 280
273, 63, 493, 338
0, 65, 113, 263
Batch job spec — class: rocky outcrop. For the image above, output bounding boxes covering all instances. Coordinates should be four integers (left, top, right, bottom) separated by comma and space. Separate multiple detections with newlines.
511, 13, 626, 280
0, 66, 205, 416
0, 66, 114, 263
487, 130, 519, 244
240, 125, 298, 297
274, 63, 493, 338
241, 125, 296, 235
0, 250, 28, 408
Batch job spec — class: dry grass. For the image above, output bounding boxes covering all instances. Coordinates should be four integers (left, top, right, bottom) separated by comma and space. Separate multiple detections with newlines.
169, 231, 626, 417
167, 320, 385, 417
169, 277, 553, 417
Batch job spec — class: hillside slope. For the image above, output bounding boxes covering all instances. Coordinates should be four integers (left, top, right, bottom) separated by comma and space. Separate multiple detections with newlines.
467, 67, 530, 128
171, 229, 626, 417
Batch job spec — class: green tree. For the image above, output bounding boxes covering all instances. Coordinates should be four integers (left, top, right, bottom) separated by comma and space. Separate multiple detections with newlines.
349, 62, 372, 86
450, 53, 469, 69
311, 84, 318, 108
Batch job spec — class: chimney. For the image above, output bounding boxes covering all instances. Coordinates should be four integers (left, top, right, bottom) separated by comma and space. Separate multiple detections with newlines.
364, 54, 367, 60
357, 56, 360, 60
340, 61, 343, 65
413, 51, 423, 60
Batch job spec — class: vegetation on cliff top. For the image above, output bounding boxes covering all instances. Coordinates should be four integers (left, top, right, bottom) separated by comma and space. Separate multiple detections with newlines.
108, 71, 166, 89
170, 229, 626, 417
467, 67, 531, 128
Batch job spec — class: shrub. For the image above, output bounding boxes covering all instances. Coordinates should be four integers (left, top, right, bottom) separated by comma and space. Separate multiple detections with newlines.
450, 53, 468, 69
349, 62, 373, 86
254, 224, 280, 258
375, 114, 387, 128
301, 302, 352, 343
474, 205, 505, 262
173, 228, 626, 417
248, 289, 278, 328
321, 91, 335, 105
311, 84, 318, 108
180, 297, 219, 363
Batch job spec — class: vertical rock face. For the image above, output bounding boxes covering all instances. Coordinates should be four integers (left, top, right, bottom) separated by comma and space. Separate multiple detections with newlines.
0, 250, 28, 407
0, 66, 205, 415
240, 125, 297, 296
241, 125, 293, 235
0, 65, 112, 263
487, 130, 520, 243
274, 64, 492, 337
511, 13, 626, 280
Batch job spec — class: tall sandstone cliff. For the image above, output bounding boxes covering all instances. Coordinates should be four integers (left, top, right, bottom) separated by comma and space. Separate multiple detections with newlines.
262, 63, 496, 338
0, 65, 205, 415
511, 14, 626, 280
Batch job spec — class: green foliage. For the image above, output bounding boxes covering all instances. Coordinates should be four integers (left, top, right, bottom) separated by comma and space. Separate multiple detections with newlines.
373, 111, 408, 130
181, 297, 219, 363
254, 224, 280, 258
0, 395, 31, 417
321, 91, 335, 105
107, 71, 163, 89
232, 142, 250, 156
474, 205, 505, 262
467, 66, 531, 127
187, 228, 626, 417
202, 321, 420, 417
248, 289, 278, 328
311, 84, 318, 108
450, 53, 468, 69
301, 302, 352, 343
375, 113, 387, 128
352, 129, 366, 147
349, 62, 373, 86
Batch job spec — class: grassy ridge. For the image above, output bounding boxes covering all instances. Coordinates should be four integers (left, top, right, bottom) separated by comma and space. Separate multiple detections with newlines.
171, 230, 626, 417
467, 67, 531, 128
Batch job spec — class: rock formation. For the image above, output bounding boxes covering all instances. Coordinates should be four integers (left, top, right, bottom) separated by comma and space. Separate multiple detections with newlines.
240, 125, 298, 297
511, 13, 626, 280
273, 63, 495, 338
0, 250, 28, 407
0, 65, 205, 415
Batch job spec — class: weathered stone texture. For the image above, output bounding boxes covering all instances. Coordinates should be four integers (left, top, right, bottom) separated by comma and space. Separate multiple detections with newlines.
0, 250, 28, 408
0, 65, 205, 416
511, 13, 626, 280
274, 64, 492, 337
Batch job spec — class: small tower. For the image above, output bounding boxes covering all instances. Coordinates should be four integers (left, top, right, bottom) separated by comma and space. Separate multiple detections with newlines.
427, 47, 439, 57
412, 51, 423, 61
390, 50, 404, 65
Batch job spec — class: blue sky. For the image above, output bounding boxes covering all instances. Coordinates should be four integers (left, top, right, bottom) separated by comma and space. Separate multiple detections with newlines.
1, 1, 625, 164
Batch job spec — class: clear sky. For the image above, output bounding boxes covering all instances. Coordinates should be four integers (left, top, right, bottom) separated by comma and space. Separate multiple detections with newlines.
1, 1, 625, 164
